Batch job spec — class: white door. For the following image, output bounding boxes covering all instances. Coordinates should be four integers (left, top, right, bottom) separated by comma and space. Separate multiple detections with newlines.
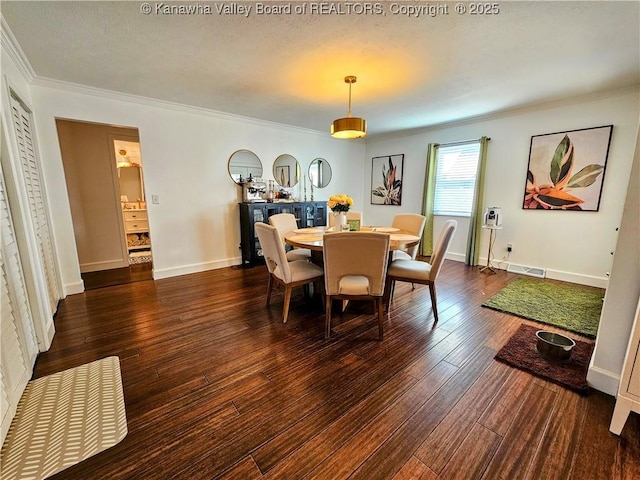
0, 162, 38, 444
10, 92, 60, 315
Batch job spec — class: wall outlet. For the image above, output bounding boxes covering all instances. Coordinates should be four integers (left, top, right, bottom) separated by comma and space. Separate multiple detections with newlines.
151, 194, 160, 204
507, 242, 513, 252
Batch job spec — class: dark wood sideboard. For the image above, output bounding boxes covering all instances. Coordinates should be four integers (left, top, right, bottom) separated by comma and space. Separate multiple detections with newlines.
239, 201, 327, 266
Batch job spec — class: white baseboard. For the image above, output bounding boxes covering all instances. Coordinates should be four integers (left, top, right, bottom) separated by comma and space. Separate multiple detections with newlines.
447, 252, 466, 263
545, 269, 608, 288
587, 364, 620, 396
474, 257, 609, 288
153, 257, 242, 280
43, 320, 55, 351
64, 280, 84, 296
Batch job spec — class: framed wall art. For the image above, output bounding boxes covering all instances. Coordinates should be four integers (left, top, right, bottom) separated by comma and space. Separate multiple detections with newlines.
523, 125, 613, 211
371, 154, 404, 205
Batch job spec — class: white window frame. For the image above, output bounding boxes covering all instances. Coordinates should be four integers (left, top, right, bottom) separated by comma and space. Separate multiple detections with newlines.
433, 141, 481, 217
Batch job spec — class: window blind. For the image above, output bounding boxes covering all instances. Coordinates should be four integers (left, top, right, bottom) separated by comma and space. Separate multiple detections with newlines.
433, 141, 481, 216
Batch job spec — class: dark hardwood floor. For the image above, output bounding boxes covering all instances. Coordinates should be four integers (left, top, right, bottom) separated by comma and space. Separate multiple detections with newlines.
38, 261, 639, 479
81, 262, 153, 290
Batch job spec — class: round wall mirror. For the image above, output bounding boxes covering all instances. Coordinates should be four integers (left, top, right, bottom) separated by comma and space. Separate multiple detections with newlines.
273, 154, 300, 188
309, 158, 332, 188
228, 149, 263, 184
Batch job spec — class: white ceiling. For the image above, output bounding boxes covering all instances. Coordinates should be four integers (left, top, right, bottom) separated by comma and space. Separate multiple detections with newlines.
2, 1, 639, 137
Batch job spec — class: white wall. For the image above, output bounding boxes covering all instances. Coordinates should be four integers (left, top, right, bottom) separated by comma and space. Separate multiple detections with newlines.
364, 88, 640, 287
28, 81, 366, 293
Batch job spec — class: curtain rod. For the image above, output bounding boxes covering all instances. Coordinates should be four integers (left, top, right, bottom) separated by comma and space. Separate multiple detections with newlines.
433, 137, 491, 148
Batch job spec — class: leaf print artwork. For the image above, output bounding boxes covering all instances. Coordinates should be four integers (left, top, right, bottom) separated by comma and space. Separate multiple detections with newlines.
523, 126, 612, 211
371, 154, 404, 205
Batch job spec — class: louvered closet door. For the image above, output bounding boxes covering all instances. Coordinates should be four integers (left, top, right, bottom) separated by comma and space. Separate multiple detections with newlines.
10, 93, 60, 315
0, 164, 38, 444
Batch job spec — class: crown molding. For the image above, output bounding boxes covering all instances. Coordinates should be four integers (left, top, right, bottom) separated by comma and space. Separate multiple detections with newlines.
29, 75, 330, 138
1, 16, 35, 83
369, 83, 640, 143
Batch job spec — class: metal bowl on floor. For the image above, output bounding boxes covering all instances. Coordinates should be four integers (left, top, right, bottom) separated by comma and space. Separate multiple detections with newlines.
535, 330, 576, 361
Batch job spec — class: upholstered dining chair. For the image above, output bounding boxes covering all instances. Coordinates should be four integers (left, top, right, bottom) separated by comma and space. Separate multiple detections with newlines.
323, 232, 390, 340
327, 211, 363, 229
391, 213, 427, 261
255, 222, 324, 323
268, 213, 312, 262
384, 220, 457, 323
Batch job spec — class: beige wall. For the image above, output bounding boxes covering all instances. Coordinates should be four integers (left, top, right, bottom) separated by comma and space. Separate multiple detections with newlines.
56, 119, 138, 272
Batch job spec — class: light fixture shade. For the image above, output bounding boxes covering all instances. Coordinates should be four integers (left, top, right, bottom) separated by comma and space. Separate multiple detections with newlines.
117, 149, 132, 168
331, 117, 367, 139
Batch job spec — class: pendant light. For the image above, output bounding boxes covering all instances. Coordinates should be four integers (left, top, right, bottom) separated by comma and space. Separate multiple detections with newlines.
331, 75, 366, 139
116, 149, 132, 168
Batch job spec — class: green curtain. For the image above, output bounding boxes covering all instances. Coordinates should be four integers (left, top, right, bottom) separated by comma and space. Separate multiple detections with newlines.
420, 143, 439, 256
465, 136, 490, 265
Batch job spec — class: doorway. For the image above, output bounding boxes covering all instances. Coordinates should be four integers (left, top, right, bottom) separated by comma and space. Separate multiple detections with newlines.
56, 120, 153, 289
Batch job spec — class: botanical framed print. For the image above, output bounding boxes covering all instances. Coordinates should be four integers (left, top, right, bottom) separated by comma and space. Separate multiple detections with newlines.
371, 154, 403, 205
523, 125, 613, 211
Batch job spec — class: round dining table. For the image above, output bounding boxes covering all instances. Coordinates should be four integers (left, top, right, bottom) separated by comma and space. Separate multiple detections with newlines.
284, 226, 421, 265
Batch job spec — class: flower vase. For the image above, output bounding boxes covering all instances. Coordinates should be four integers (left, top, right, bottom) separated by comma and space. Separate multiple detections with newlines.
337, 212, 348, 231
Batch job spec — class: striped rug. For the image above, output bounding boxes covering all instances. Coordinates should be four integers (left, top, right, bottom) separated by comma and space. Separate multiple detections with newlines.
0, 356, 127, 479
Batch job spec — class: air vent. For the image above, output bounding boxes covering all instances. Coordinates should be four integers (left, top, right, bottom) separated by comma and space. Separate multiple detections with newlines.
507, 263, 546, 278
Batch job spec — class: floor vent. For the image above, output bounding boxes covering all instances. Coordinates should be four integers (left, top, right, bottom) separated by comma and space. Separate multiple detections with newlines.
507, 263, 546, 278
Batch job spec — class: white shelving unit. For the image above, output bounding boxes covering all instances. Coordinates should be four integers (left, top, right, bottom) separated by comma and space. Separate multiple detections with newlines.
610, 296, 640, 435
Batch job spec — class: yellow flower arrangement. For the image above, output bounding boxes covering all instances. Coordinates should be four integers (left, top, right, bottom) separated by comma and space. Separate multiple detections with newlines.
327, 193, 353, 212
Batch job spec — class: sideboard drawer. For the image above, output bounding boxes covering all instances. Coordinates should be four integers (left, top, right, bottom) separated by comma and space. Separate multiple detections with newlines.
124, 219, 149, 233
123, 211, 148, 222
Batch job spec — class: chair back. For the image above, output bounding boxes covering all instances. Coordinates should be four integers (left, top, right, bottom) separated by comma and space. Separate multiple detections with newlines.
391, 213, 427, 258
323, 232, 390, 296
429, 220, 457, 281
255, 223, 292, 282
328, 211, 363, 228
269, 213, 299, 243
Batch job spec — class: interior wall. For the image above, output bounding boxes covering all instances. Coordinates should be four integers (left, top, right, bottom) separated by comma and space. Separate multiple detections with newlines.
56, 119, 138, 273
28, 82, 366, 294
364, 88, 640, 287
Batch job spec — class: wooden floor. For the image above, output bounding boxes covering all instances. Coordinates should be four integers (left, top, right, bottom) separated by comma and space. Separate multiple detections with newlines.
38, 261, 639, 480
81, 262, 153, 290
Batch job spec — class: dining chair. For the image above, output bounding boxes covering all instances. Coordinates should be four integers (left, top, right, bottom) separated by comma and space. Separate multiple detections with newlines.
327, 211, 363, 229
384, 220, 457, 323
323, 232, 390, 340
391, 213, 427, 260
268, 213, 312, 262
255, 222, 324, 323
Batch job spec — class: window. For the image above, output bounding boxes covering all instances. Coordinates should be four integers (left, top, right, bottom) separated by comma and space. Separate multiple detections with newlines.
433, 141, 481, 216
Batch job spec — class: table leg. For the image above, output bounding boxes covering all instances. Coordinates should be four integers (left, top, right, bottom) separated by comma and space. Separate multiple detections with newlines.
479, 228, 497, 274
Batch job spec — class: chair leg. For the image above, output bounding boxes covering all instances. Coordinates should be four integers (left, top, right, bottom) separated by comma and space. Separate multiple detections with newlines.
428, 283, 439, 323
376, 297, 384, 341
383, 279, 395, 312
266, 275, 274, 306
325, 295, 333, 339
282, 285, 293, 323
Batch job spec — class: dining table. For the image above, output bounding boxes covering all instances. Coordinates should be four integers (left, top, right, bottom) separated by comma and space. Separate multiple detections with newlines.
284, 226, 421, 266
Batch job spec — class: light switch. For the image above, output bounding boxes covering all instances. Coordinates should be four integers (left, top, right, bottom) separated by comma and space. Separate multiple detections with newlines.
151, 195, 160, 204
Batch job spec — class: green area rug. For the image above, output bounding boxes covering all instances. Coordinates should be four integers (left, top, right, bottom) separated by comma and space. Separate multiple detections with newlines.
482, 277, 605, 338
